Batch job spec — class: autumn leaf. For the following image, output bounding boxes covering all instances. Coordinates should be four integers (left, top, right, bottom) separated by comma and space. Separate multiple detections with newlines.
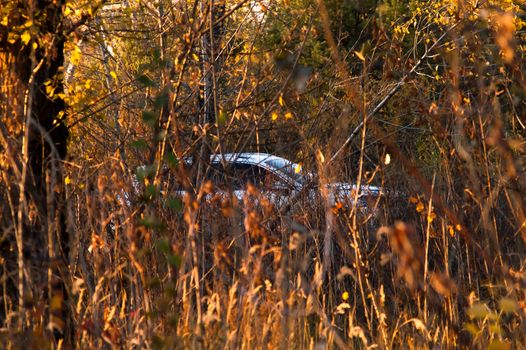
427, 212, 436, 223
20, 31, 31, 45
355, 50, 365, 61
294, 163, 302, 174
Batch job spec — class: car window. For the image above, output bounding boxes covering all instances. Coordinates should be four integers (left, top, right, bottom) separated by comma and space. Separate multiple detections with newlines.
230, 163, 261, 188
264, 158, 304, 185
205, 161, 294, 192
205, 163, 251, 190
206, 163, 229, 189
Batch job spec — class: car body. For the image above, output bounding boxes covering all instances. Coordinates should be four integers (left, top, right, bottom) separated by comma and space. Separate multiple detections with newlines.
129, 152, 382, 213
204, 153, 382, 210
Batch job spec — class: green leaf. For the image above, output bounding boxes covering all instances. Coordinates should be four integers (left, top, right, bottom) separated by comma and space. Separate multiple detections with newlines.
137, 74, 156, 87
167, 254, 181, 268
131, 139, 149, 150
152, 48, 161, 62
155, 238, 170, 254
138, 215, 159, 229
165, 197, 183, 211
153, 93, 168, 108
142, 111, 156, 128
135, 164, 156, 181
140, 184, 159, 201
163, 151, 179, 168
218, 110, 228, 125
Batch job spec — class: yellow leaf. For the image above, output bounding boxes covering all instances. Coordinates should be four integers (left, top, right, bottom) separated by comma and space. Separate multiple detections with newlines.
110, 71, 117, 80
192, 53, 200, 61
464, 322, 479, 336
488, 323, 502, 335
342, 291, 349, 301
427, 212, 436, 223
355, 50, 365, 61
50, 294, 63, 311
428, 102, 438, 114
499, 298, 518, 314
271, 112, 278, 121
416, 201, 424, 213
294, 163, 302, 174
285, 112, 293, 119
70, 45, 82, 65
278, 94, 284, 106
466, 303, 490, 319
65, 176, 71, 185
21, 31, 31, 45
317, 150, 325, 163
488, 339, 511, 350
410, 318, 427, 333
7, 32, 17, 44
335, 302, 351, 314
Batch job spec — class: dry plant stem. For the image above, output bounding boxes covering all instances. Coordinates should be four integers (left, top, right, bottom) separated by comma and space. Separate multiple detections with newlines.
46, 171, 55, 324
315, 149, 337, 313
16, 43, 42, 328
350, 65, 372, 332
329, 24, 458, 163
317, 0, 496, 280
423, 174, 435, 325
208, 1, 225, 160
185, 191, 203, 338
96, 16, 127, 165
153, 32, 192, 183
233, 17, 313, 155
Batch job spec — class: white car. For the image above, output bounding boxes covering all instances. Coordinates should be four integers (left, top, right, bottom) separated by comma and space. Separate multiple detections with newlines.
131, 153, 382, 212
204, 153, 382, 210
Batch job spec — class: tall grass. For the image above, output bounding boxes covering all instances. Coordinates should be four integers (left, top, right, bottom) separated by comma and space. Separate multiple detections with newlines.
4, 144, 522, 349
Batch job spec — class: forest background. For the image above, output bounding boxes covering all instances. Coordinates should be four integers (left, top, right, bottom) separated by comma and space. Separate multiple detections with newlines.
1, 0, 526, 349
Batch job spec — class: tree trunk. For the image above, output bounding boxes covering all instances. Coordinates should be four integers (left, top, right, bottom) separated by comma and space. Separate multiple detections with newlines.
197, 0, 225, 176
1, 0, 72, 347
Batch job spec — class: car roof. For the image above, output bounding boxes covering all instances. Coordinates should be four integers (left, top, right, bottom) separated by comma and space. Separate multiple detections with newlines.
209, 152, 293, 166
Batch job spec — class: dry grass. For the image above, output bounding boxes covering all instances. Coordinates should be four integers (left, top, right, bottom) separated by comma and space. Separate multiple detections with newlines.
2, 1, 526, 349
4, 148, 525, 350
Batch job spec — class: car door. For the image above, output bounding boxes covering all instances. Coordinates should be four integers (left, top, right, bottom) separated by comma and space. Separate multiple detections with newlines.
237, 163, 293, 206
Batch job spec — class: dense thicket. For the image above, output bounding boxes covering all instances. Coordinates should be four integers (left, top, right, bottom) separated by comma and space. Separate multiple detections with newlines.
1, 0, 526, 349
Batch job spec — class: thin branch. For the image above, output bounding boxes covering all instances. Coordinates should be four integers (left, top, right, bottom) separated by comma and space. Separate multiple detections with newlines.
329, 24, 457, 163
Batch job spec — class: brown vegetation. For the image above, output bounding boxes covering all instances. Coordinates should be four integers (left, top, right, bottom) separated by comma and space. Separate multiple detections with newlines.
2, 0, 526, 349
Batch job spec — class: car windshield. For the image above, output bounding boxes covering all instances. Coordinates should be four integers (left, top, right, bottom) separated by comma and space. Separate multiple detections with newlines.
264, 157, 305, 185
